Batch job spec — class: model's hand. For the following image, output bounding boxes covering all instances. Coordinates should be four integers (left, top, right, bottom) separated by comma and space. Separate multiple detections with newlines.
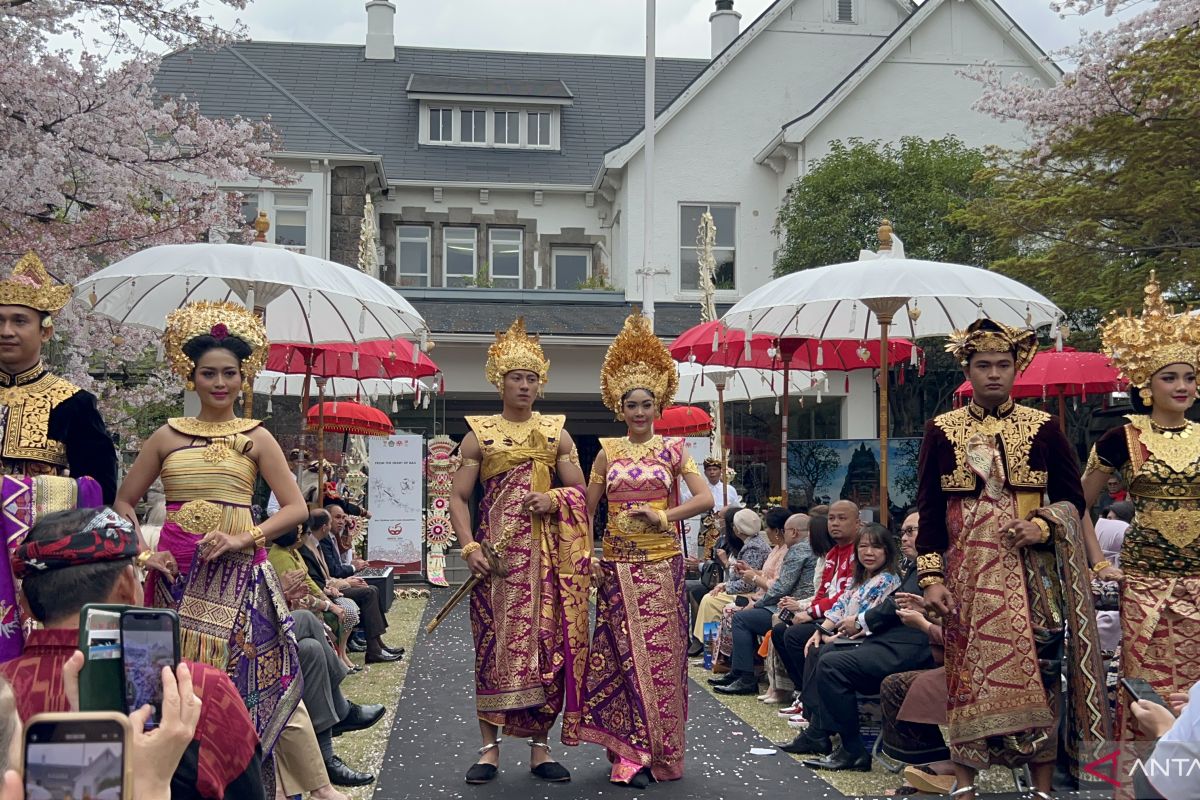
590, 559, 604, 588
1097, 565, 1123, 582
1130, 699, 1177, 738
522, 492, 555, 515
466, 547, 492, 579
198, 531, 251, 561
1002, 519, 1043, 548
143, 551, 179, 580
923, 583, 955, 616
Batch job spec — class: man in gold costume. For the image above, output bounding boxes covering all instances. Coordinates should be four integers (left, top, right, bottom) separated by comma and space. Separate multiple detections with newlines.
449, 318, 591, 785
0, 253, 118, 661
916, 318, 1108, 799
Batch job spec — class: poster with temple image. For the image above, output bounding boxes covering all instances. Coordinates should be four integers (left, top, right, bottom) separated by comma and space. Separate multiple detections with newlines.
367, 434, 425, 573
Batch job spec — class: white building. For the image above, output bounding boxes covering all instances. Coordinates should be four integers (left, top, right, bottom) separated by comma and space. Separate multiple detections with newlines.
157, 0, 1057, 499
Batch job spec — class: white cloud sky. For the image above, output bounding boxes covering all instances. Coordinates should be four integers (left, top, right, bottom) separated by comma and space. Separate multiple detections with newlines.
165, 1, 1122, 62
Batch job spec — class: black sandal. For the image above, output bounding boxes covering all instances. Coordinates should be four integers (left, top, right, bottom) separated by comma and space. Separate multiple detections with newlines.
528, 740, 571, 782
465, 739, 500, 784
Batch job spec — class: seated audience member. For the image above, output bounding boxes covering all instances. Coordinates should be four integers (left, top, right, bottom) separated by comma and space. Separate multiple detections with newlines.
270, 524, 360, 669
801, 515, 934, 772
0, 508, 265, 800
715, 512, 819, 698
319, 501, 401, 663
1095, 473, 1127, 519
1094, 513, 1129, 653
1129, 680, 1197, 800
1106, 499, 1134, 524
687, 506, 743, 656
693, 509, 768, 650
301, 509, 365, 666
770, 513, 834, 710
764, 500, 860, 748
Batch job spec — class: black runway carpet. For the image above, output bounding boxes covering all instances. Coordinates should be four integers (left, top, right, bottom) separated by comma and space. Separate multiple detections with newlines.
373, 588, 844, 799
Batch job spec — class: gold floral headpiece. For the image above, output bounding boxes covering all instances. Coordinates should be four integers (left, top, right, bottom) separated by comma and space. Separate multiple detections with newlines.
1101, 270, 1200, 388
484, 318, 549, 389
945, 318, 1038, 373
0, 253, 72, 316
164, 301, 269, 383
600, 313, 678, 413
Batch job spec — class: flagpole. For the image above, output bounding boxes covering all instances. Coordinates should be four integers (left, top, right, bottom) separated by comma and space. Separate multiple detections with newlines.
640, 0, 657, 331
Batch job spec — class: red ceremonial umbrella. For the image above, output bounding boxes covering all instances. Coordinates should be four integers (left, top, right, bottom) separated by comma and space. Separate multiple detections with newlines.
268, 338, 439, 381
305, 401, 394, 437
954, 347, 1126, 428
669, 321, 920, 504
655, 405, 712, 436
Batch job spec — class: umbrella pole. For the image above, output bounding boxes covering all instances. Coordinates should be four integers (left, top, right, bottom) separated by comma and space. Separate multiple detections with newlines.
317, 378, 327, 509
876, 317, 893, 528
781, 361, 790, 507
1057, 389, 1067, 433
717, 380, 728, 508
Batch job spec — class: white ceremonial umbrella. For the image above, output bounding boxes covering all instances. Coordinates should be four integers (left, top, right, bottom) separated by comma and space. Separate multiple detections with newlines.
75, 242, 425, 344
676, 362, 823, 405
721, 228, 1062, 523
253, 370, 425, 404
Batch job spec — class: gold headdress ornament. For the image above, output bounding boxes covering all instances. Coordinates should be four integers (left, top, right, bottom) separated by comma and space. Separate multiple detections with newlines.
484, 317, 549, 389
945, 318, 1038, 373
1101, 270, 1200, 388
600, 312, 678, 414
0, 253, 72, 316
164, 301, 269, 383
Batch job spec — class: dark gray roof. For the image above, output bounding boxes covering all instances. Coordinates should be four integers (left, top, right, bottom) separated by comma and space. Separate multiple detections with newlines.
406, 73, 573, 100
155, 42, 707, 186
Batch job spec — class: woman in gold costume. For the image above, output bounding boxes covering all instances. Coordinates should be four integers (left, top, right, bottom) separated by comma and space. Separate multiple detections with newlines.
114, 301, 307, 758
1083, 272, 1200, 761
577, 313, 714, 788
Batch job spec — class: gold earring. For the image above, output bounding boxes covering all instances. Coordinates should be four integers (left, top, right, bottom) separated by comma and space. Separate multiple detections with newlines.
242, 379, 250, 392
1139, 387, 1153, 407
185, 380, 195, 392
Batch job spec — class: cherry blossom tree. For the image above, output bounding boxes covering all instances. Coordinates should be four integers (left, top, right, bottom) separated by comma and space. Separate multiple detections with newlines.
0, 1, 289, 445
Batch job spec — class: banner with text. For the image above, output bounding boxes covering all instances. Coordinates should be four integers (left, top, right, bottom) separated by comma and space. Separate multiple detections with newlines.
368, 434, 424, 573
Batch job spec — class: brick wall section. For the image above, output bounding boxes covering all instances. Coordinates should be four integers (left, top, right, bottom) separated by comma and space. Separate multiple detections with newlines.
329, 166, 367, 268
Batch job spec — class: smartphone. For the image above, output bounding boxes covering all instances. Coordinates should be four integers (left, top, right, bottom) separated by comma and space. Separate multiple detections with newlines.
1121, 676, 1171, 709
24, 712, 133, 800
120, 608, 179, 728
78, 603, 130, 713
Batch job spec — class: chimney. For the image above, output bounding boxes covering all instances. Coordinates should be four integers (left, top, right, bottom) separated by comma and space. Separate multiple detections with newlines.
709, 0, 741, 58
365, 1, 396, 60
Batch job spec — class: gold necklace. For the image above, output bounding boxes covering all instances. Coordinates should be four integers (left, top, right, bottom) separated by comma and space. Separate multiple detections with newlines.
1149, 419, 1194, 440
168, 417, 261, 438
489, 413, 541, 444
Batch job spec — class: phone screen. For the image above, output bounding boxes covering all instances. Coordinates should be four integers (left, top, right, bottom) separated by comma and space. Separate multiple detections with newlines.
120, 611, 178, 727
25, 718, 125, 797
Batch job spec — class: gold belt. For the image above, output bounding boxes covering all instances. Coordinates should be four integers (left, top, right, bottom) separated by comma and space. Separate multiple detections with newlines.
166, 500, 223, 536
1138, 506, 1200, 550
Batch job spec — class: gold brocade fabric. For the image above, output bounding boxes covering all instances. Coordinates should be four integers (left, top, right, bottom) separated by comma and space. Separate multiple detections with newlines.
162, 419, 261, 536
934, 401, 1049, 492
0, 365, 78, 470
1119, 417, 1200, 572
599, 436, 689, 563
467, 413, 564, 481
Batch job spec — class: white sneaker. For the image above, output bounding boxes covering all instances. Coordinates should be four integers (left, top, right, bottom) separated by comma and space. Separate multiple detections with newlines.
787, 714, 809, 730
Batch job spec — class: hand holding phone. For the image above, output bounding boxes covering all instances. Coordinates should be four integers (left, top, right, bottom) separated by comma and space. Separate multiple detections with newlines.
1121, 676, 1170, 709
25, 712, 133, 800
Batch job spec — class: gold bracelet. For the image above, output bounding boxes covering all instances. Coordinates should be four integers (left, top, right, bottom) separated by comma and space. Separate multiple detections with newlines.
1031, 517, 1051, 544
249, 526, 267, 549
135, 550, 153, 569
1091, 559, 1112, 574
459, 458, 480, 469
656, 509, 670, 531
916, 552, 945, 576
918, 575, 944, 589
460, 541, 482, 559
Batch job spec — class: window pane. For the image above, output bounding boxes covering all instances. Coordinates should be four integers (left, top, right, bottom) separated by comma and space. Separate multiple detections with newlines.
528, 112, 550, 146
430, 108, 450, 141
679, 248, 700, 291
714, 249, 736, 290
462, 109, 484, 143
710, 205, 736, 247
240, 193, 259, 225
495, 111, 517, 144
490, 229, 521, 281
398, 226, 429, 287
679, 204, 705, 245
444, 228, 476, 284
553, 252, 589, 289
273, 191, 308, 208
540, 113, 550, 144
276, 209, 307, 249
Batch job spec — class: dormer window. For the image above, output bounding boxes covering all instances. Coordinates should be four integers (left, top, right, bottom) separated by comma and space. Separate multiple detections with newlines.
408, 73, 572, 151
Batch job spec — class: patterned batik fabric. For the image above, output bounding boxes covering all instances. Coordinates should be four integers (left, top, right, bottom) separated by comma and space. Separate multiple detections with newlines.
0, 475, 101, 662
943, 441, 1057, 771
469, 457, 591, 741
579, 557, 688, 782
147, 434, 301, 757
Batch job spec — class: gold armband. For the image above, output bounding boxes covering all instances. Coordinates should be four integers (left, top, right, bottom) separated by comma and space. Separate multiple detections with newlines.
918, 575, 944, 589
1031, 517, 1051, 545
460, 541, 482, 559
249, 526, 267, 549
1091, 559, 1112, 574
589, 461, 607, 486
557, 446, 581, 470
459, 458, 481, 470
916, 553, 944, 576
1085, 446, 1116, 476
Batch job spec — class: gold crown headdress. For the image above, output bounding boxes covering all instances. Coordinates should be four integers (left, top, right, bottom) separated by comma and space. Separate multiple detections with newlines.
0, 253, 72, 316
945, 318, 1038, 373
600, 313, 678, 413
1101, 270, 1200, 388
164, 301, 269, 383
484, 318, 549, 389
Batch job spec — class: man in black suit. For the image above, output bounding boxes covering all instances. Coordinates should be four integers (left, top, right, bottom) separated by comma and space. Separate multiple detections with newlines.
801, 511, 937, 772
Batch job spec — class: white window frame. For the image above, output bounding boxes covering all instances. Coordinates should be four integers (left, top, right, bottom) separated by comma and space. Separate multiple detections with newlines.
494, 110, 521, 147
418, 102, 560, 150
527, 111, 552, 148
551, 247, 592, 289
395, 225, 431, 287
429, 107, 453, 142
231, 190, 311, 254
442, 227, 478, 287
459, 108, 486, 144
488, 228, 523, 288
678, 202, 737, 293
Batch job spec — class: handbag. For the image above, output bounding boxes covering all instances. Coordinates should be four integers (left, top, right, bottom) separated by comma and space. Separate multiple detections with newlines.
698, 559, 724, 590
